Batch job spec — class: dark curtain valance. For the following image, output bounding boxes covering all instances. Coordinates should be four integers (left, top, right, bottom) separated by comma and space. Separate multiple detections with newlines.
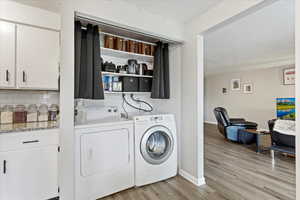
151, 42, 170, 99
74, 21, 104, 99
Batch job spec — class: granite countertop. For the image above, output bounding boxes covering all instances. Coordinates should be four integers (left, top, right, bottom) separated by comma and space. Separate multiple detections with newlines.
0, 121, 59, 134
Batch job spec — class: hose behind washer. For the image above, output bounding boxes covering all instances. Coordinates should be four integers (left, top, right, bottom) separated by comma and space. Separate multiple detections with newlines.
122, 94, 153, 112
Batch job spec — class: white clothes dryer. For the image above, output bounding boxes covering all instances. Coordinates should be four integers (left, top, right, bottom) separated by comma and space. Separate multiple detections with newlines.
75, 118, 134, 200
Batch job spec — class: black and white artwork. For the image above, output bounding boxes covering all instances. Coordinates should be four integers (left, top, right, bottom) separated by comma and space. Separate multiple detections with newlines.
231, 79, 241, 91
243, 83, 253, 94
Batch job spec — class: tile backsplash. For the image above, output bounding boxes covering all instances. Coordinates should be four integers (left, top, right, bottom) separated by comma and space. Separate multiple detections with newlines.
0, 90, 59, 106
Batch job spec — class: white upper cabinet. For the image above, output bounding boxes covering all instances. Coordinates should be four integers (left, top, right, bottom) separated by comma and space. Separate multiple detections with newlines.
0, 21, 15, 88
17, 25, 60, 90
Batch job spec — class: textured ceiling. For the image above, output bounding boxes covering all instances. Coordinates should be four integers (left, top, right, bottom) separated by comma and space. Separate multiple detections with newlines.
205, 0, 295, 75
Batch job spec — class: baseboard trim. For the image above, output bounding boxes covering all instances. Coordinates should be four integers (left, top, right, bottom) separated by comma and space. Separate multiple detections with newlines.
204, 121, 217, 125
179, 169, 206, 186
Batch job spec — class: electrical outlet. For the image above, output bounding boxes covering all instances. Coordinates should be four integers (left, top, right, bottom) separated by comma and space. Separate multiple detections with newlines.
107, 106, 118, 113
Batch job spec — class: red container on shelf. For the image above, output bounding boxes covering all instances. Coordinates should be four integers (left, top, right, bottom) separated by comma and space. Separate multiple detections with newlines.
13, 105, 27, 123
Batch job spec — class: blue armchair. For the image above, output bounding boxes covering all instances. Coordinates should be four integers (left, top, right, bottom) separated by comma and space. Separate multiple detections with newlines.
213, 107, 258, 142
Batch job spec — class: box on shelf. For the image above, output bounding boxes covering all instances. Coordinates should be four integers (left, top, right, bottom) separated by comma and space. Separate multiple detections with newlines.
122, 77, 139, 92
139, 78, 152, 92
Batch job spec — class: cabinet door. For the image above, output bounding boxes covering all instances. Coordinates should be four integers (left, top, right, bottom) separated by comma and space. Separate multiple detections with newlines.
0, 21, 15, 88
17, 25, 59, 90
0, 146, 58, 200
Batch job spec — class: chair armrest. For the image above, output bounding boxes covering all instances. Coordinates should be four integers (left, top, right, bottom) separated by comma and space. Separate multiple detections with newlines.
231, 121, 258, 127
230, 118, 246, 122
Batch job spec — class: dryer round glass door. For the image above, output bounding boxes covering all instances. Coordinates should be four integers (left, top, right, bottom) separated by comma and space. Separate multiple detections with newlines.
140, 125, 174, 165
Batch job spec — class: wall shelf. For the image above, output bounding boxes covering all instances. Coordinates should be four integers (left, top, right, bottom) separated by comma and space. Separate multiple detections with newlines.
101, 47, 154, 63
102, 71, 153, 78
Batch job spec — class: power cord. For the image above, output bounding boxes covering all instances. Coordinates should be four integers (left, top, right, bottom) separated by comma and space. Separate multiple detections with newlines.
122, 94, 129, 118
122, 94, 153, 112
130, 94, 153, 112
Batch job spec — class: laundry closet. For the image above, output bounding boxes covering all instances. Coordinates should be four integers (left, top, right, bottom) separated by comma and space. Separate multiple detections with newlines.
73, 13, 182, 200
73, 14, 181, 116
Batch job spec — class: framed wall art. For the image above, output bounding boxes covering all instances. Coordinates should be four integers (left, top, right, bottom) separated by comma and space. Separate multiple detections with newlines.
283, 68, 295, 85
231, 79, 241, 91
243, 83, 253, 94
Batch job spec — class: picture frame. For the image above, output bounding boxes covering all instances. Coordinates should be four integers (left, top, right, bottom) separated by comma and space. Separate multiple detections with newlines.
243, 83, 253, 94
231, 79, 241, 91
283, 68, 295, 85
222, 88, 228, 95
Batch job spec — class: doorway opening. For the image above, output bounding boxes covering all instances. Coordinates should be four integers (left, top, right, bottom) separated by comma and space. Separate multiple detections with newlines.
201, 0, 296, 199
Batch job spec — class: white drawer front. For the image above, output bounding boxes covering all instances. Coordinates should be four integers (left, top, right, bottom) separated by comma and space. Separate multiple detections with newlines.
0, 129, 59, 152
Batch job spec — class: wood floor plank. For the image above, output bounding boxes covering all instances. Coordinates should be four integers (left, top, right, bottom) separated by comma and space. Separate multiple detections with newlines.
98, 123, 295, 200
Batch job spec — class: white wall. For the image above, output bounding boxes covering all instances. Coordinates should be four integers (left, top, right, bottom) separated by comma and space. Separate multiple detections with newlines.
60, 1, 183, 199
74, 1, 183, 41
181, 0, 266, 185
295, 0, 300, 198
0, 90, 59, 105
204, 66, 295, 129
0, 0, 60, 30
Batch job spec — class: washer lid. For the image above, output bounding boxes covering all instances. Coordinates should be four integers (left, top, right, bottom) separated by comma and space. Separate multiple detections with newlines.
140, 125, 174, 165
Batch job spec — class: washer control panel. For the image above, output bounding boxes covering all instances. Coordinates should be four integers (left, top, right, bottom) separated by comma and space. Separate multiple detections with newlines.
134, 115, 164, 123
150, 116, 163, 122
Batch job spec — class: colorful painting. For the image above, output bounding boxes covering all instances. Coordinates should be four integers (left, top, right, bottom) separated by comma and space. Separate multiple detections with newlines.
276, 98, 295, 120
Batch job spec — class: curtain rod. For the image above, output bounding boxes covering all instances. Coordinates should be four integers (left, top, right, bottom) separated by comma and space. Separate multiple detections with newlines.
75, 14, 182, 45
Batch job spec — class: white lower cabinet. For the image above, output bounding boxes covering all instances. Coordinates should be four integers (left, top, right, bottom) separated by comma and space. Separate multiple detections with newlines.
0, 130, 59, 200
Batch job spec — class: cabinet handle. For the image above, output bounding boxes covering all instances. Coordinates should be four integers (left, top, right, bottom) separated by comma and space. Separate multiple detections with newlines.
3, 160, 6, 174
22, 71, 26, 82
6, 70, 9, 82
22, 140, 39, 144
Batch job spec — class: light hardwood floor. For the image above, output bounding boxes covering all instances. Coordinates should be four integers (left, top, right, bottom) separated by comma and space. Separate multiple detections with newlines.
204, 123, 295, 200
99, 123, 295, 200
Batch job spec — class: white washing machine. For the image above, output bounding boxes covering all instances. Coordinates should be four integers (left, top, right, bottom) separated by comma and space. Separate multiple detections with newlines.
133, 114, 177, 186
75, 118, 135, 200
